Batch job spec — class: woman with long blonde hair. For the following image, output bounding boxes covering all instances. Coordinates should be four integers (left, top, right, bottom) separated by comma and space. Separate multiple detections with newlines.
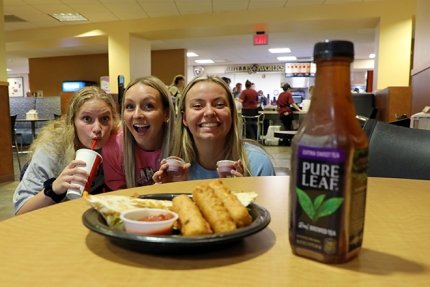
102, 76, 175, 189
153, 75, 274, 182
14, 86, 120, 214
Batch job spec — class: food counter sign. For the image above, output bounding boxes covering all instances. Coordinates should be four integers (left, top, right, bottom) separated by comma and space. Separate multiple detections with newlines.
226, 64, 285, 73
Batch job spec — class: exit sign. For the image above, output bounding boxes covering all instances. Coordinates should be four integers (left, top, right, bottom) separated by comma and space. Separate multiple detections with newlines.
253, 33, 268, 45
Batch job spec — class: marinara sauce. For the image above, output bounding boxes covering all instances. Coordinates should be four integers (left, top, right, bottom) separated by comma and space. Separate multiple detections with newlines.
289, 40, 368, 263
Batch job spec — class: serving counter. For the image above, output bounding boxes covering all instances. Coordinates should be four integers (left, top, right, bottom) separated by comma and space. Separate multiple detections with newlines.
0, 176, 429, 286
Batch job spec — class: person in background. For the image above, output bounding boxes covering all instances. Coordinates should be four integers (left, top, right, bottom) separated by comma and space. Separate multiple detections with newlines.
102, 76, 175, 189
13, 87, 120, 214
221, 76, 231, 86
168, 74, 186, 109
232, 82, 242, 98
308, 85, 314, 99
152, 75, 275, 183
277, 83, 301, 131
257, 90, 268, 109
239, 79, 260, 139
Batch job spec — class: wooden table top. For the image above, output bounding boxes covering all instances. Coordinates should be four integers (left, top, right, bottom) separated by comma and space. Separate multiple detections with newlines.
0, 176, 429, 286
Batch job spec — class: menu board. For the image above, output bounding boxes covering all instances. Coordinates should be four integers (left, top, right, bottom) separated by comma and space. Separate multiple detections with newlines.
285, 63, 316, 77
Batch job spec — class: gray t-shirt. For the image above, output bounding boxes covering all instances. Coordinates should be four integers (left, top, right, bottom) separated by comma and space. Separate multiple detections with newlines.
13, 148, 61, 212
13, 147, 106, 213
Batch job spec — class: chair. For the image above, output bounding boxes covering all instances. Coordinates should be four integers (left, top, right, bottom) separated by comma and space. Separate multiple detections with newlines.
363, 119, 430, 180
241, 109, 264, 142
352, 93, 378, 119
261, 125, 281, 146
10, 115, 22, 171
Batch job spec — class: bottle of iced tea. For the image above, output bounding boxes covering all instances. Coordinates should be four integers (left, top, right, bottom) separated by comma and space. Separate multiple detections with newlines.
289, 40, 368, 263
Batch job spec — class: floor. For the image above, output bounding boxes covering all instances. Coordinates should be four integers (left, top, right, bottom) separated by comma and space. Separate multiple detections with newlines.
0, 145, 291, 221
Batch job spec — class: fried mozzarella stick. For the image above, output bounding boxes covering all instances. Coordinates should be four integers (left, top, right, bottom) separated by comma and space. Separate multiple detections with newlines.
193, 185, 237, 233
209, 179, 253, 228
172, 194, 212, 236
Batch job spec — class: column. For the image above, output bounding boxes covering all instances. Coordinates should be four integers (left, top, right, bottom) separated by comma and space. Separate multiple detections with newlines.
374, 13, 413, 90
108, 30, 131, 94
0, 0, 15, 182
130, 35, 151, 80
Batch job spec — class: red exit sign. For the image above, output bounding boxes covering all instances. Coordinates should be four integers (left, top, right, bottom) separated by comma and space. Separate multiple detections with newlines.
253, 33, 268, 45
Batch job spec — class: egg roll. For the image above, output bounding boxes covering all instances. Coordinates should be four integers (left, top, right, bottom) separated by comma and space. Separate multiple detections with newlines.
192, 184, 237, 233
209, 179, 253, 228
172, 194, 212, 236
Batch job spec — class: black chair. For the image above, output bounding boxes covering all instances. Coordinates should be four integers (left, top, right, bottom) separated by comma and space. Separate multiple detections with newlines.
10, 115, 22, 171
352, 93, 377, 119
363, 119, 430, 180
389, 117, 410, 127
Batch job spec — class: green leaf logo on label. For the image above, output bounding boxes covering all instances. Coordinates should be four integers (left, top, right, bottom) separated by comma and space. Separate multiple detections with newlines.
296, 187, 344, 222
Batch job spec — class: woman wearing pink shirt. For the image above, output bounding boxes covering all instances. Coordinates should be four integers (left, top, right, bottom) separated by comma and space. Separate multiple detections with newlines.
102, 76, 175, 189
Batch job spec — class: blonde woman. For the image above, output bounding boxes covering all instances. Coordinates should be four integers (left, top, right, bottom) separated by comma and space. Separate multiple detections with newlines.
14, 86, 120, 214
153, 75, 275, 183
102, 76, 175, 189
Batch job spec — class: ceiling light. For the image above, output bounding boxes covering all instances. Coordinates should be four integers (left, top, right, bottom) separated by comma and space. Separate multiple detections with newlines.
195, 59, 214, 64
6, 68, 12, 72
277, 56, 297, 61
369, 53, 375, 59
50, 13, 88, 22
187, 52, 199, 57
269, 48, 291, 54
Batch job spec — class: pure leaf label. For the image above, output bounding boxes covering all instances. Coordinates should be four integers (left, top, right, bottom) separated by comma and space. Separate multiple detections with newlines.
296, 188, 316, 221
317, 198, 344, 218
296, 187, 344, 222
313, 194, 326, 211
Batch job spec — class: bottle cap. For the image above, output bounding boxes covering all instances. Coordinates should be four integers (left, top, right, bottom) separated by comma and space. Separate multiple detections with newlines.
313, 40, 354, 60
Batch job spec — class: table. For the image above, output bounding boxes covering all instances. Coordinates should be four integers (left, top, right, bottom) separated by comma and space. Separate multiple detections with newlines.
16, 118, 49, 139
260, 110, 306, 131
1, 176, 429, 286
274, 130, 297, 145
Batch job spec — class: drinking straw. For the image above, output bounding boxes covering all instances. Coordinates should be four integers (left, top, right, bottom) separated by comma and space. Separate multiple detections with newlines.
90, 139, 97, 150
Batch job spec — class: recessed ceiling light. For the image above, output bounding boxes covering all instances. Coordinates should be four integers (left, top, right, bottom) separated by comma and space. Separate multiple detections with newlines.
187, 52, 199, 57
277, 56, 297, 61
6, 68, 12, 72
369, 53, 375, 59
269, 48, 291, 54
50, 13, 88, 22
195, 59, 214, 64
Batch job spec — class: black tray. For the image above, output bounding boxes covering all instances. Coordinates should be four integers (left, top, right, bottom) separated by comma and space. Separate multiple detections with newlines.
82, 193, 271, 253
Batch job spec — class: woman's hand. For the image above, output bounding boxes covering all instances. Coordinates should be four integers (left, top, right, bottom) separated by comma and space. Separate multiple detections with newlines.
217, 160, 244, 178
52, 160, 88, 194
231, 160, 244, 177
153, 159, 190, 184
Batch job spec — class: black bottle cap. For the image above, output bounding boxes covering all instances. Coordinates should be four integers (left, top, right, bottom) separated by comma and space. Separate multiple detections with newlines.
313, 40, 354, 60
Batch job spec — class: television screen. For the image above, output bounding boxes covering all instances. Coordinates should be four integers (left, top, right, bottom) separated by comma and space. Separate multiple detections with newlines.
62, 81, 96, 92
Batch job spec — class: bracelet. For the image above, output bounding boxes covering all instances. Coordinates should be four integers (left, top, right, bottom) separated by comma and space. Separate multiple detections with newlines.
43, 177, 66, 203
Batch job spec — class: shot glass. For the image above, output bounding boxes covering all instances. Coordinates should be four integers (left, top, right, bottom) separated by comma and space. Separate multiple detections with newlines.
66, 149, 103, 200
216, 160, 236, 178
165, 156, 186, 182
